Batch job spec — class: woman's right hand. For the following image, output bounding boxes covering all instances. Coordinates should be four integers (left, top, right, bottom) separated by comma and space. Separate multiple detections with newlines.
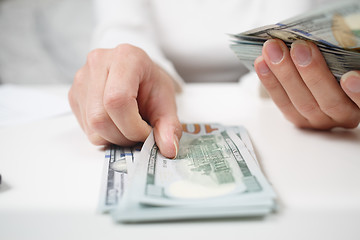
68, 44, 182, 158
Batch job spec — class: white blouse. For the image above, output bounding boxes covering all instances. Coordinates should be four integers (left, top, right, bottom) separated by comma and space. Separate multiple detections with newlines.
92, 0, 330, 85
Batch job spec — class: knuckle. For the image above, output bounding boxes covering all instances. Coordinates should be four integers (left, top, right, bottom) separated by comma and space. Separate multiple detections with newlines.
297, 102, 319, 115
304, 77, 322, 89
115, 43, 141, 55
114, 43, 136, 52
69, 70, 87, 105
86, 48, 105, 67
320, 100, 347, 117
73, 69, 84, 81
87, 132, 108, 146
341, 112, 360, 129
277, 100, 295, 114
72, 69, 87, 90
67, 87, 76, 107
114, 44, 149, 66
69, 74, 84, 104
73, 69, 86, 84
87, 110, 109, 131
103, 91, 132, 111
276, 71, 293, 85
261, 79, 279, 92
320, 101, 360, 128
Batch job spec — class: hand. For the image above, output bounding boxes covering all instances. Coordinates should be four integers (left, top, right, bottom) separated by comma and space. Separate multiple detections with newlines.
254, 39, 360, 130
68, 44, 182, 158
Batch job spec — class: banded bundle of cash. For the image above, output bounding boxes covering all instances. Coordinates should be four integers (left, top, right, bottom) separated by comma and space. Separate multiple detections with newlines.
98, 123, 276, 223
230, 0, 360, 80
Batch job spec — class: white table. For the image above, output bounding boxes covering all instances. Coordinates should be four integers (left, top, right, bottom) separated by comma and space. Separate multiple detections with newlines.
1, 81, 360, 240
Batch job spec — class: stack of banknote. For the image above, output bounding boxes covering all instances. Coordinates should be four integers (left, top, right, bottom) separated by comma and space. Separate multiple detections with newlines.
230, 0, 360, 80
98, 123, 277, 223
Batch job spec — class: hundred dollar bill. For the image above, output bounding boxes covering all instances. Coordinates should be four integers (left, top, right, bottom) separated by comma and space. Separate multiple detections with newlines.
112, 124, 276, 223
98, 124, 257, 213
98, 144, 141, 213
139, 125, 275, 206
230, 0, 360, 80
113, 196, 273, 223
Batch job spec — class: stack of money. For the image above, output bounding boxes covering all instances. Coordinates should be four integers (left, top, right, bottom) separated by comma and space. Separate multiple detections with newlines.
230, 1, 360, 81
98, 123, 277, 223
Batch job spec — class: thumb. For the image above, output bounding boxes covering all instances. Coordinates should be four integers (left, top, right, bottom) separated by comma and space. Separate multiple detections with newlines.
153, 116, 182, 159
148, 68, 182, 159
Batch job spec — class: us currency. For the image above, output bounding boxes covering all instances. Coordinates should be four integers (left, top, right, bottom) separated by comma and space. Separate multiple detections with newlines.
98, 143, 141, 213
111, 123, 276, 223
230, 0, 360, 80
139, 125, 274, 207
98, 124, 258, 213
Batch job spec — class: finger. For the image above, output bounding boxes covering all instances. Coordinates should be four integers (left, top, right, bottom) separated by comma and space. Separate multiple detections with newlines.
262, 39, 333, 129
68, 72, 85, 132
85, 49, 135, 146
341, 71, 360, 106
254, 55, 310, 127
291, 40, 359, 128
149, 68, 182, 159
103, 45, 152, 143
76, 83, 108, 146
340, 71, 360, 126
153, 116, 182, 159
69, 55, 108, 145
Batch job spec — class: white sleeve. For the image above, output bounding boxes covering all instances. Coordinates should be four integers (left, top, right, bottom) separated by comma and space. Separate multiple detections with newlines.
91, 0, 184, 91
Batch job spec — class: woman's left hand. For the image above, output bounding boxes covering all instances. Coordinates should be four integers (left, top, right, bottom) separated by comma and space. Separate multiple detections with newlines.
254, 39, 360, 130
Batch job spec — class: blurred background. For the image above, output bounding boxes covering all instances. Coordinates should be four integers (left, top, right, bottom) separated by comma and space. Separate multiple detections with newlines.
0, 0, 93, 84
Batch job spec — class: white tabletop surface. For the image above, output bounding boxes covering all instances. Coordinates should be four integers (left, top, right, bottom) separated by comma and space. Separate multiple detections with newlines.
1, 79, 360, 240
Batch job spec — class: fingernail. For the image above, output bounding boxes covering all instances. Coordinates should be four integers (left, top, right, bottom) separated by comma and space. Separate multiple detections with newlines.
291, 40, 312, 67
265, 40, 284, 64
342, 71, 360, 93
173, 134, 179, 159
257, 57, 270, 75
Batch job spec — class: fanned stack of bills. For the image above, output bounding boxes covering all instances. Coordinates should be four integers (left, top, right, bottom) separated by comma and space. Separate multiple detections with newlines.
230, 0, 360, 80
98, 123, 277, 223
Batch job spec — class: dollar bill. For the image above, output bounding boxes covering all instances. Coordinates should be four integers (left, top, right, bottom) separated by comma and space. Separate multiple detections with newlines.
139, 127, 275, 207
98, 144, 141, 213
230, 0, 360, 80
98, 124, 258, 213
109, 123, 276, 223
